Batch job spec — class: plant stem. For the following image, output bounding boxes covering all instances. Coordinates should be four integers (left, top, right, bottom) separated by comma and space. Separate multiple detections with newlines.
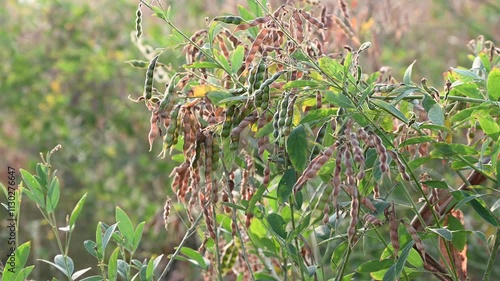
159, 212, 203, 280
483, 228, 500, 281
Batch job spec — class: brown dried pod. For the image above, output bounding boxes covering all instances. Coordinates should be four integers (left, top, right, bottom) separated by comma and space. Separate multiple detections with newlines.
363, 213, 383, 227
299, 9, 326, 29
148, 111, 160, 151
245, 29, 270, 67
373, 182, 380, 199
361, 197, 376, 212
403, 221, 426, 264
292, 10, 304, 43
348, 188, 359, 245
387, 202, 400, 258
263, 161, 271, 186
234, 16, 271, 33
163, 197, 171, 231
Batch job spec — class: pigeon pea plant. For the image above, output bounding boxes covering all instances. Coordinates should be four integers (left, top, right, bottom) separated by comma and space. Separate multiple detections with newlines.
0, 146, 163, 281
128, 0, 500, 280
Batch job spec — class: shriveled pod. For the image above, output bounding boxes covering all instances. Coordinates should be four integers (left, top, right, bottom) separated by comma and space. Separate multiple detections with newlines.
214, 15, 245, 25
245, 28, 270, 67
386, 203, 400, 258
299, 10, 326, 29
294, 143, 338, 192
361, 197, 376, 212
148, 111, 160, 151
135, 3, 143, 39
144, 55, 159, 101
403, 221, 426, 264
163, 197, 171, 231
230, 111, 258, 150
363, 213, 383, 227
234, 16, 270, 32
292, 10, 304, 43
348, 187, 359, 245
217, 35, 230, 59
257, 112, 269, 156
388, 150, 410, 181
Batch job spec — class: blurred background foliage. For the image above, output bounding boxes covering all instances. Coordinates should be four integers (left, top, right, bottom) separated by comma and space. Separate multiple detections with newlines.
0, 0, 498, 279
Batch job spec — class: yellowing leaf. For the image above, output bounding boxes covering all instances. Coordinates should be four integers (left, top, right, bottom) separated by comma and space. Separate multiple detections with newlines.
188, 85, 218, 97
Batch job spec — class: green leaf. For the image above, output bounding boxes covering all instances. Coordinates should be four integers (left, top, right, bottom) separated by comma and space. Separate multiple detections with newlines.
102, 223, 119, 252
421, 180, 448, 189
370, 99, 409, 124
115, 207, 135, 249
487, 67, 500, 100
399, 136, 434, 147
451, 67, 484, 82
300, 108, 337, 124
383, 241, 414, 281
357, 259, 394, 273
39, 255, 74, 277
318, 56, 343, 81
277, 169, 296, 203
80, 276, 105, 281
95, 222, 104, 260
20, 169, 44, 207
145, 256, 155, 280
133, 221, 145, 253
184, 61, 221, 69
403, 60, 416, 85
151, 6, 167, 20
213, 49, 230, 71
84, 240, 98, 258
427, 227, 453, 241
452, 83, 484, 99
178, 246, 207, 270
325, 91, 354, 108
206, 91, 234, 105
72, 268, 91, 280
69, 193, 87, 230
430, 142, 478, 158
446, 215, 467, 251
286, 125, 308, 171
230, 45, 245, 73
255, 122, 273, 138
267, 213, 287, 239
13, 266, 35, 281
46, 177, 60, 212
475, 111, 500, 139
4, 241, 31, 281
107, 247, 119, 281
331, 241, 348, 267
284, 80, 321, 89
428, 103, 445, 126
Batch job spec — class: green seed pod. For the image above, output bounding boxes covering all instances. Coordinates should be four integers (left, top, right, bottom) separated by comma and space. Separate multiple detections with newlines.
310, 122, 328, 160
272, 109, 280, 140
144, 55, 159, 101
214, 16, 245, 25
135, 3, 143, 39
126, 60, 148, 68
211, 136, 220, 170
285, 95, 297, 127
255, 71, 286, 96
222, 105, 236, 138
158, 73, 180, 112
165, 105, 181, 149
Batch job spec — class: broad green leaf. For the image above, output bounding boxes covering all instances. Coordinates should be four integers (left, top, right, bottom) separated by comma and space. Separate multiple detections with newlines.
370, 99, 409, 124
255, 122, 273, 138
3, 241, 31, 281
84, 240, 98, 258
403, 60, 416, 85
146, 256, 155, 280
80, 276, 105, 281
318, 56, 343, 81
13, 266, 34, 281
132, 221, 145, 253
451, 83, 483, 99
230, 45, 245, 73
246, 183, 266, 213
206, 91, 233, 105
46, 177, 60, 212
277, 169, 296, 203
95, 222, 104, 259
102, 223, 119, 252
72, 268, 92, 280
357, 259, 394, 273
430, 142, 478, 158
446, 215, 467, 251
475, 111, 500, 139
487, 67, 500, 100
421, 180, 448, 189
427, 227, 453, 241
69, 193, 87, 230
451, 67, 484, 82
325, 90, 354, 108
284, 80, 321, 89
108, 247, 119, 281
399, 136, 434, 147
178, 246, 207, 270
383, 241, 414, 281
213, 49, 230, 72
286, 125, 308, 171
428, 103, 445, 126
300, 108, 337, 124
331, 241, 348, 267
20, 169, 44, 207
267, 213, 287, 239
288, 213, 311, 240
115, 207, 134, 248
